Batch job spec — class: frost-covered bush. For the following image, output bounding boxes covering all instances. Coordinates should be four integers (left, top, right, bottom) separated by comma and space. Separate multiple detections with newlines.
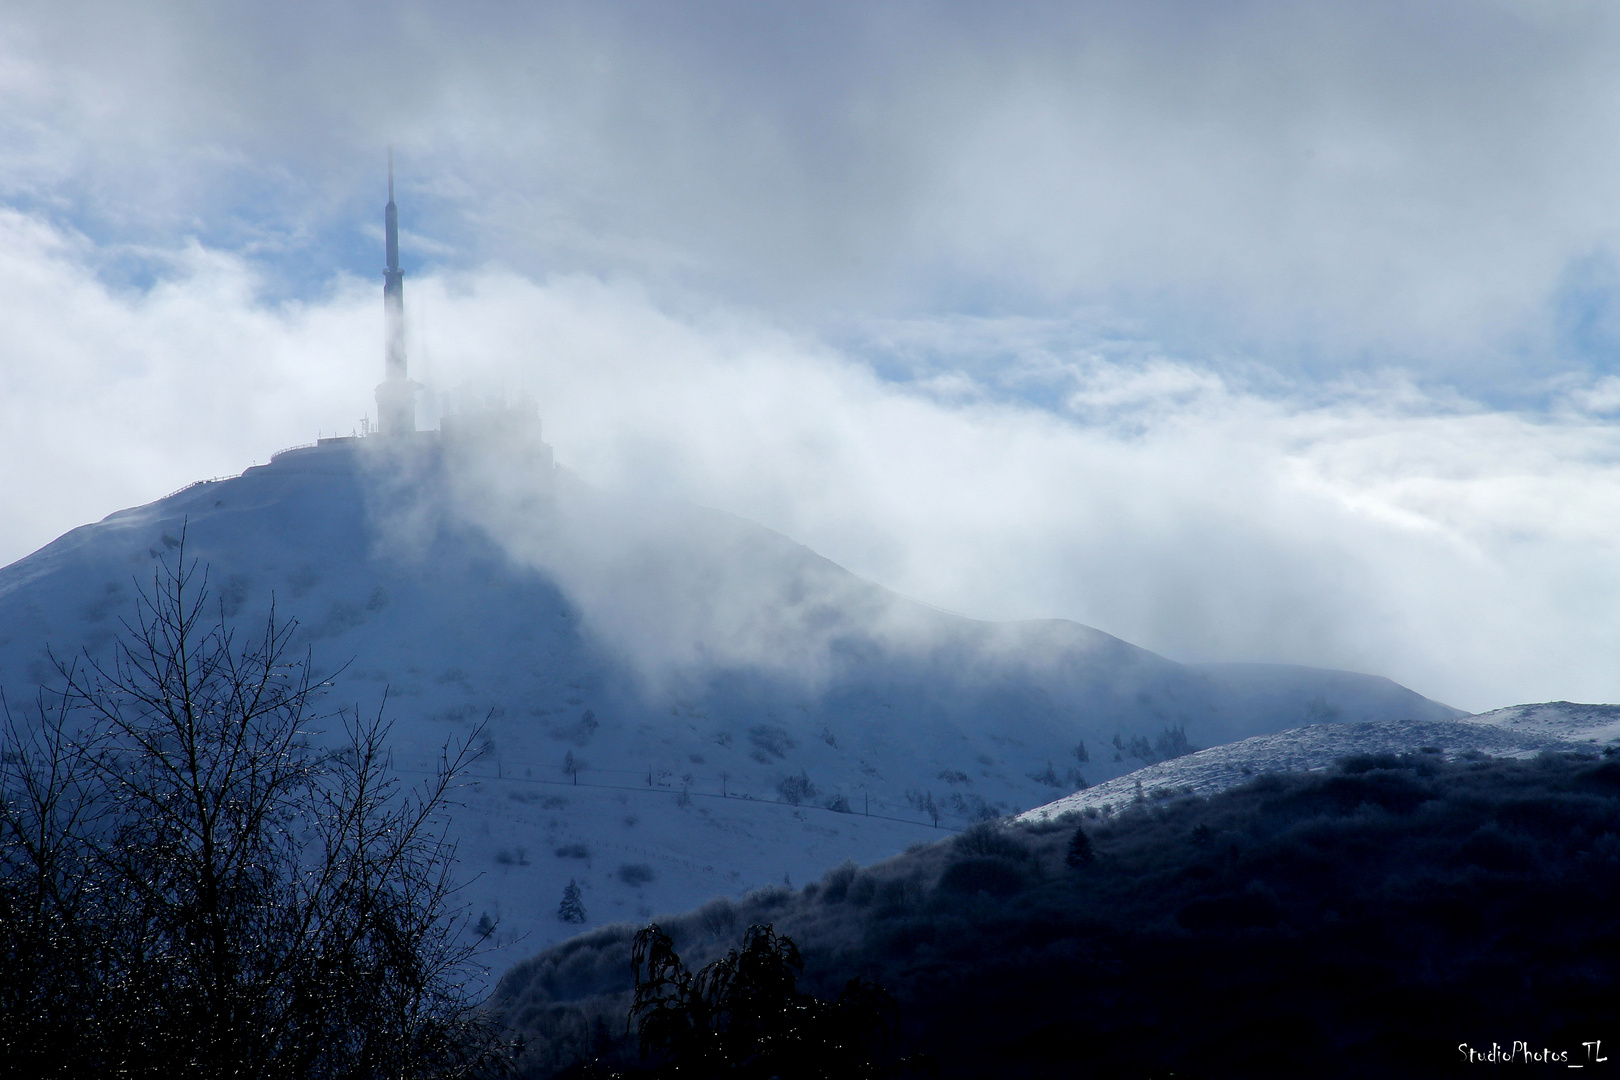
618, 863, 657, 887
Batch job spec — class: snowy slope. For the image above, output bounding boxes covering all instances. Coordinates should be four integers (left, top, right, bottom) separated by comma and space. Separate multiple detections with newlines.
0, 435, 1460, 986
1019, 701, 1620, 824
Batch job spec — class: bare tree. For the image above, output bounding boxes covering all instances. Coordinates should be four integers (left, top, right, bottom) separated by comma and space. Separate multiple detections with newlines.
905, 789, 941, 828
0, 543, 508, 1079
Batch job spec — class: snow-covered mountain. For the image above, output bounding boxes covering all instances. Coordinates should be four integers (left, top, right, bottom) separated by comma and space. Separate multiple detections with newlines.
1019, 700, 1620, 824
0, 434, 1461, 983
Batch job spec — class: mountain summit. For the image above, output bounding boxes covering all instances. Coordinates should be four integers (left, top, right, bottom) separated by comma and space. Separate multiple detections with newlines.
0, 435, 1459, 978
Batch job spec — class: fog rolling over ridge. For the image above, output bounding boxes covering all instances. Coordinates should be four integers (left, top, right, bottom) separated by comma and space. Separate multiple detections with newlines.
14, 5, 1620, 719
6, 10, 1620, 1069
0, 433, 1456, 979
437, 433, 922, 692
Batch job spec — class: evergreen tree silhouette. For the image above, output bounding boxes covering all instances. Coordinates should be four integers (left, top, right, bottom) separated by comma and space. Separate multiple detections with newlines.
629, 922, 904, 1078
559, 878, 587, 924
1065, 825, 1095, 867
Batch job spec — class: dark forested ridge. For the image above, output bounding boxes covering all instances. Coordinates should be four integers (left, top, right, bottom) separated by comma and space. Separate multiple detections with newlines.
492, 750, 1620, 1079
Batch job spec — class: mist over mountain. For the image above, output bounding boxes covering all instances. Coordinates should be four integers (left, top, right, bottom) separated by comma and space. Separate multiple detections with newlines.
0, 434, 1457, 981
8, 11, 1620, 1075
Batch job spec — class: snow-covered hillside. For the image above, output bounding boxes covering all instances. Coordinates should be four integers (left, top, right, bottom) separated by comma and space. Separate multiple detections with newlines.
1020, 701, 1620, 824
0, 435, 1460, 985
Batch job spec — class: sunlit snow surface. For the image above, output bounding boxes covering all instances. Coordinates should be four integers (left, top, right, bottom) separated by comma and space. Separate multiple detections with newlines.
1020, 702, 1620, 824
0, 437, 1463, 990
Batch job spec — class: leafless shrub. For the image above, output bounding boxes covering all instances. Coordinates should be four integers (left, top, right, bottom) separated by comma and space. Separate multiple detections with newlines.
0, 541, 509, 1078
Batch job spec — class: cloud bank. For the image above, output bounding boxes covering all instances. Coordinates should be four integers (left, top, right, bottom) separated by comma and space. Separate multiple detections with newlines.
4, 3, 1620, 713
9, 2, 1620, 376
6, 223, 1619, 712
426, 272, 1620, 715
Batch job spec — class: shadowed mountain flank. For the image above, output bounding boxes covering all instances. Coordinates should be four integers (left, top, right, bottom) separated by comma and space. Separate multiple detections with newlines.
488, 746, 1620, 1079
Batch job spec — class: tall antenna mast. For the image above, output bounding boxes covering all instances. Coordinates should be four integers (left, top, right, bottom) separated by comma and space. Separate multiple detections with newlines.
375, 147, 418, 435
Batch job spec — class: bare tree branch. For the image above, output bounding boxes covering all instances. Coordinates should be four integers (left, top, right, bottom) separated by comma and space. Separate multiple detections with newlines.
0, 535, 509, 1079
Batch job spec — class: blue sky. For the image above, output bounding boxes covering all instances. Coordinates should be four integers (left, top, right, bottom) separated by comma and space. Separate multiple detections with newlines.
4, 1, 1620, 711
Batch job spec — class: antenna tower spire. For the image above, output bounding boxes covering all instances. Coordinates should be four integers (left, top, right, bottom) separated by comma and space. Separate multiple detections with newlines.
375, 147, 417, 435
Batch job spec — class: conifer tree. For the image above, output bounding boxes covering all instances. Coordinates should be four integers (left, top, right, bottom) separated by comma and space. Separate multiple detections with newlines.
558, 878, 587, 924
629, 923, 903, 1078
1065, 825, 1095, 867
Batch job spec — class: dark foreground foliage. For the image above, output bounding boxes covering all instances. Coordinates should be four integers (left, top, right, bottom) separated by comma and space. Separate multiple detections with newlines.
494, 750, 1620, 1079
621, 922, 908, 1078
0, 549, 508, 1079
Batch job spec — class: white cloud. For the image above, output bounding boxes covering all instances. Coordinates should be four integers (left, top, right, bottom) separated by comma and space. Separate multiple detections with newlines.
5, 4, 1620, 716
0, 210, 378, 557
4, 213, 1620, 712
6, 2, 1620, 373
1567, 375, 1620, 415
